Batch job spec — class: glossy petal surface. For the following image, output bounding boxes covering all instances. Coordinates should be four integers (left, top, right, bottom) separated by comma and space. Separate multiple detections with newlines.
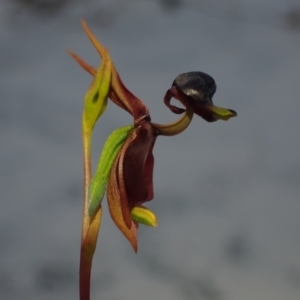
123, 122, 157, 209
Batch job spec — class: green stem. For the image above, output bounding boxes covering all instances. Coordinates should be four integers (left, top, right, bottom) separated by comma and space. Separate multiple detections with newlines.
82, 126, 92, 240
150, 101, 194, 136
80, 115, 102, 300
80, 118, 92, 300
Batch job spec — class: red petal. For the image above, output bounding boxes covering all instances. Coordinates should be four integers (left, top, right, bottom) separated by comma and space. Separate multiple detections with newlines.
164, 87, 186, 114
118, 132, 136, 228
123, 122, 157, 209
109, 89, 131, 114
112, 73, 150, 120
144, 147, 154, 201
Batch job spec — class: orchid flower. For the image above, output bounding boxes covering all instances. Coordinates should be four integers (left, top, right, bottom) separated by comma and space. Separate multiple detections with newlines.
68, 20, 237, 300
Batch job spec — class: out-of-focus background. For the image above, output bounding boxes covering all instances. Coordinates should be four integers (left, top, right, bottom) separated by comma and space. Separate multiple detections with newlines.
1, 0, 300, 299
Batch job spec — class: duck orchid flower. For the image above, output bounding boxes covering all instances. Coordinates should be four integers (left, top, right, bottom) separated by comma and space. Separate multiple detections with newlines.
69, 20, 236, 300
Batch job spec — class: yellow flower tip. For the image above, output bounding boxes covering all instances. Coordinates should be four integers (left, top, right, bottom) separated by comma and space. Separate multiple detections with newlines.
209, 105, 237, 121
131, 206, 158, 227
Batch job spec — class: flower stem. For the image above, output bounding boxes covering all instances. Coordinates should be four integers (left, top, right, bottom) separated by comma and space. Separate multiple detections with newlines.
80, 116, 102, 300
82, 126, 92, 240
151, 101, 194, 136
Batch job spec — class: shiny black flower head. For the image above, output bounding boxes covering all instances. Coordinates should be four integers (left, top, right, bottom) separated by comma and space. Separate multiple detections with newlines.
172, 71, 216, 104
167, 71, 237, 122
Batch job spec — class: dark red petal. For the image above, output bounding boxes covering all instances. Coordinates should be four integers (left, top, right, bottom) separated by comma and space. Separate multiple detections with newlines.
109, 89, 131, 114
165, 86, 218, 122
164, 87, 186, 114
143, 141, 155, 201
123, 122, 157, 209
111, 72, 150, 121
117, 131, 138, 228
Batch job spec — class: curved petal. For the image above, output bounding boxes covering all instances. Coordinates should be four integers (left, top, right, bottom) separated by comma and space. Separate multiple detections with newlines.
123, 123, 157, 209
113, 73, 150, 121
117, 132, 136, 228
164, 87, 186, 114
107, 152, 138, 252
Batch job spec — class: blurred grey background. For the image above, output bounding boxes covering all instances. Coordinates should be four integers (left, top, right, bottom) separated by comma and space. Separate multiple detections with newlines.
1, 0, 300, 299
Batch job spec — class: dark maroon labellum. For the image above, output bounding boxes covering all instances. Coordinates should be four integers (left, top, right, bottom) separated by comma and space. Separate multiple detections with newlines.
172, 71, 216, 105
